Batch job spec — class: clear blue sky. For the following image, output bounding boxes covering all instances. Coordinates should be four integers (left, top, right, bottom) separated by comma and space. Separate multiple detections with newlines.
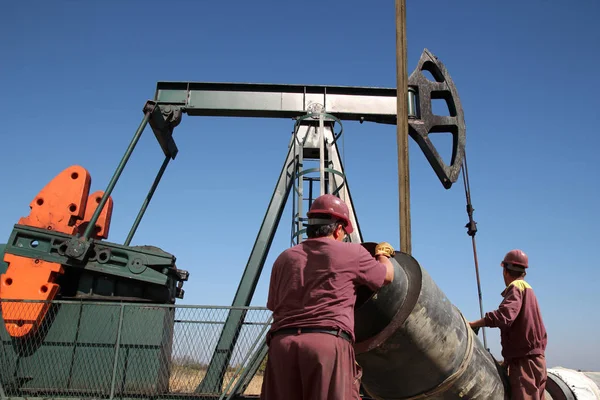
1, 0, 598, 372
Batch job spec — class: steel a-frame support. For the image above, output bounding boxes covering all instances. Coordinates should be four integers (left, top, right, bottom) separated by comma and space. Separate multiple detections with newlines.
196, 113, 364, 393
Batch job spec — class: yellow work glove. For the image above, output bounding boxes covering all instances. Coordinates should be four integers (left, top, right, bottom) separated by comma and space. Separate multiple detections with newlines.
375, 242, 395, 258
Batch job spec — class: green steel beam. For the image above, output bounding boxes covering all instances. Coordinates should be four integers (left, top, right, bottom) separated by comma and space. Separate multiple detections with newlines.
124, 155, 171, 246
145, 101, 180, 159
71, 102, 179, 262
154, 81, 399, 124
230, 341, 269, 398
82, 110, 152, 241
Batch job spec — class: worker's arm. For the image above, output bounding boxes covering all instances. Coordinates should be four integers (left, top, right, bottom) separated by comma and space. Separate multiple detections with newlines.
469, 318, 486, 329
356, 246, 392, 290
484, 284, 523, 329
376, 254, 394, 284
470, 284, 523, 330
266, 254, 283, 311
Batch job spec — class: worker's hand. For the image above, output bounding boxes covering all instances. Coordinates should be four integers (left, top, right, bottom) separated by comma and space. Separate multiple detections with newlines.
375, 242, 395, 258
469, 319, 485, 335
469, 319, 485, 329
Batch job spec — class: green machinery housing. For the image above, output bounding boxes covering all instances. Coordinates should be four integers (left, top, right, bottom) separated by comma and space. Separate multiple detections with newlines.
0, 233, 187, 395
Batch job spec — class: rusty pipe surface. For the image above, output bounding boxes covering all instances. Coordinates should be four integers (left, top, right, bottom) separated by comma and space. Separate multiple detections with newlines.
354, 244, 509, 399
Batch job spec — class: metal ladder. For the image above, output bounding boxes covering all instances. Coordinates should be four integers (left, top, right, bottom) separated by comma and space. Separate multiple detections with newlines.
290, 106, 363, 245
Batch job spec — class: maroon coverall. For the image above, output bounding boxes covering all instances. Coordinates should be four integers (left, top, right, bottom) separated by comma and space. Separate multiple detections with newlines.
260, 237, 387, 400
484, 279, 548, 400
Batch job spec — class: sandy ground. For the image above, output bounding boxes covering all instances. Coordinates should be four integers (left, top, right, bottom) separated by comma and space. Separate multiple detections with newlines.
169, 365, 263, 395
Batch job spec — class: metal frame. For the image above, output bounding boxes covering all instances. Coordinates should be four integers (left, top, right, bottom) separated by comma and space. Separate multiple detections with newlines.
0, 48, 466, 399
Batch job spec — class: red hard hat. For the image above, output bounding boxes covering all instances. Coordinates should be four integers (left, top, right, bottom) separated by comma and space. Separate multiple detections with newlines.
501, 249, 528, 269
307, 194, 354, 234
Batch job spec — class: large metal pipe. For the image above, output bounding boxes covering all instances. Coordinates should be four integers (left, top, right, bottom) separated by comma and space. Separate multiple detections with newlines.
545, 368, 600, 399
354, 245, 509, 399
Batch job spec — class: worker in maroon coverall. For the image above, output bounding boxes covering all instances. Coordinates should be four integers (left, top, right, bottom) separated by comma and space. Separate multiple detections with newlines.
260, 194, 395, 400
469, 249, 548, 400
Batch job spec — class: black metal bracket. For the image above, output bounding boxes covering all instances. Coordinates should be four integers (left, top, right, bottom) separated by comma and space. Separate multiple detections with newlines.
144, 100, 181, 160
408, 48, 466, 189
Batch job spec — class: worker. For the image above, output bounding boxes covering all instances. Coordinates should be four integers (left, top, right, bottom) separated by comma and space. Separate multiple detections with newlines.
469, 249, 548, 400
260, 194, 395, 400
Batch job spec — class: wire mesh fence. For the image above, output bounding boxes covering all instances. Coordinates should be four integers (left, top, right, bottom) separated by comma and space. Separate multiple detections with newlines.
0, 299, 272, 400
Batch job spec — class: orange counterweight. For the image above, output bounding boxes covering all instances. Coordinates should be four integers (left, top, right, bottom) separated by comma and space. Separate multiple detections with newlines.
0, 256, 64, 337
0, 165, 113, 337
75, 190, 114, 240
17, 166, 91, 234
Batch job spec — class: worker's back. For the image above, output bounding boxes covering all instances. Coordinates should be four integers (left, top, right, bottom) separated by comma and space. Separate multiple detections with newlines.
497, 279, 548, 362
266, 237, 386, 341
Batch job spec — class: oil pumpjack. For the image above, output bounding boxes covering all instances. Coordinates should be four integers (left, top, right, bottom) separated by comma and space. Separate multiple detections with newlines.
2, 48, 596, 400
0, 48, 492, 400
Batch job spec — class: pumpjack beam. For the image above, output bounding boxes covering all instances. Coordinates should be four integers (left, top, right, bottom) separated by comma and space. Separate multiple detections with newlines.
155, 82, 398, 124
154, 49, 466, 188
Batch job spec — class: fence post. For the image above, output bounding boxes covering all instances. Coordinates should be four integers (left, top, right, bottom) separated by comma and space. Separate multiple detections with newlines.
0, 379, 6, 400
223, 314, 273, 400
109, 304, 126, 399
